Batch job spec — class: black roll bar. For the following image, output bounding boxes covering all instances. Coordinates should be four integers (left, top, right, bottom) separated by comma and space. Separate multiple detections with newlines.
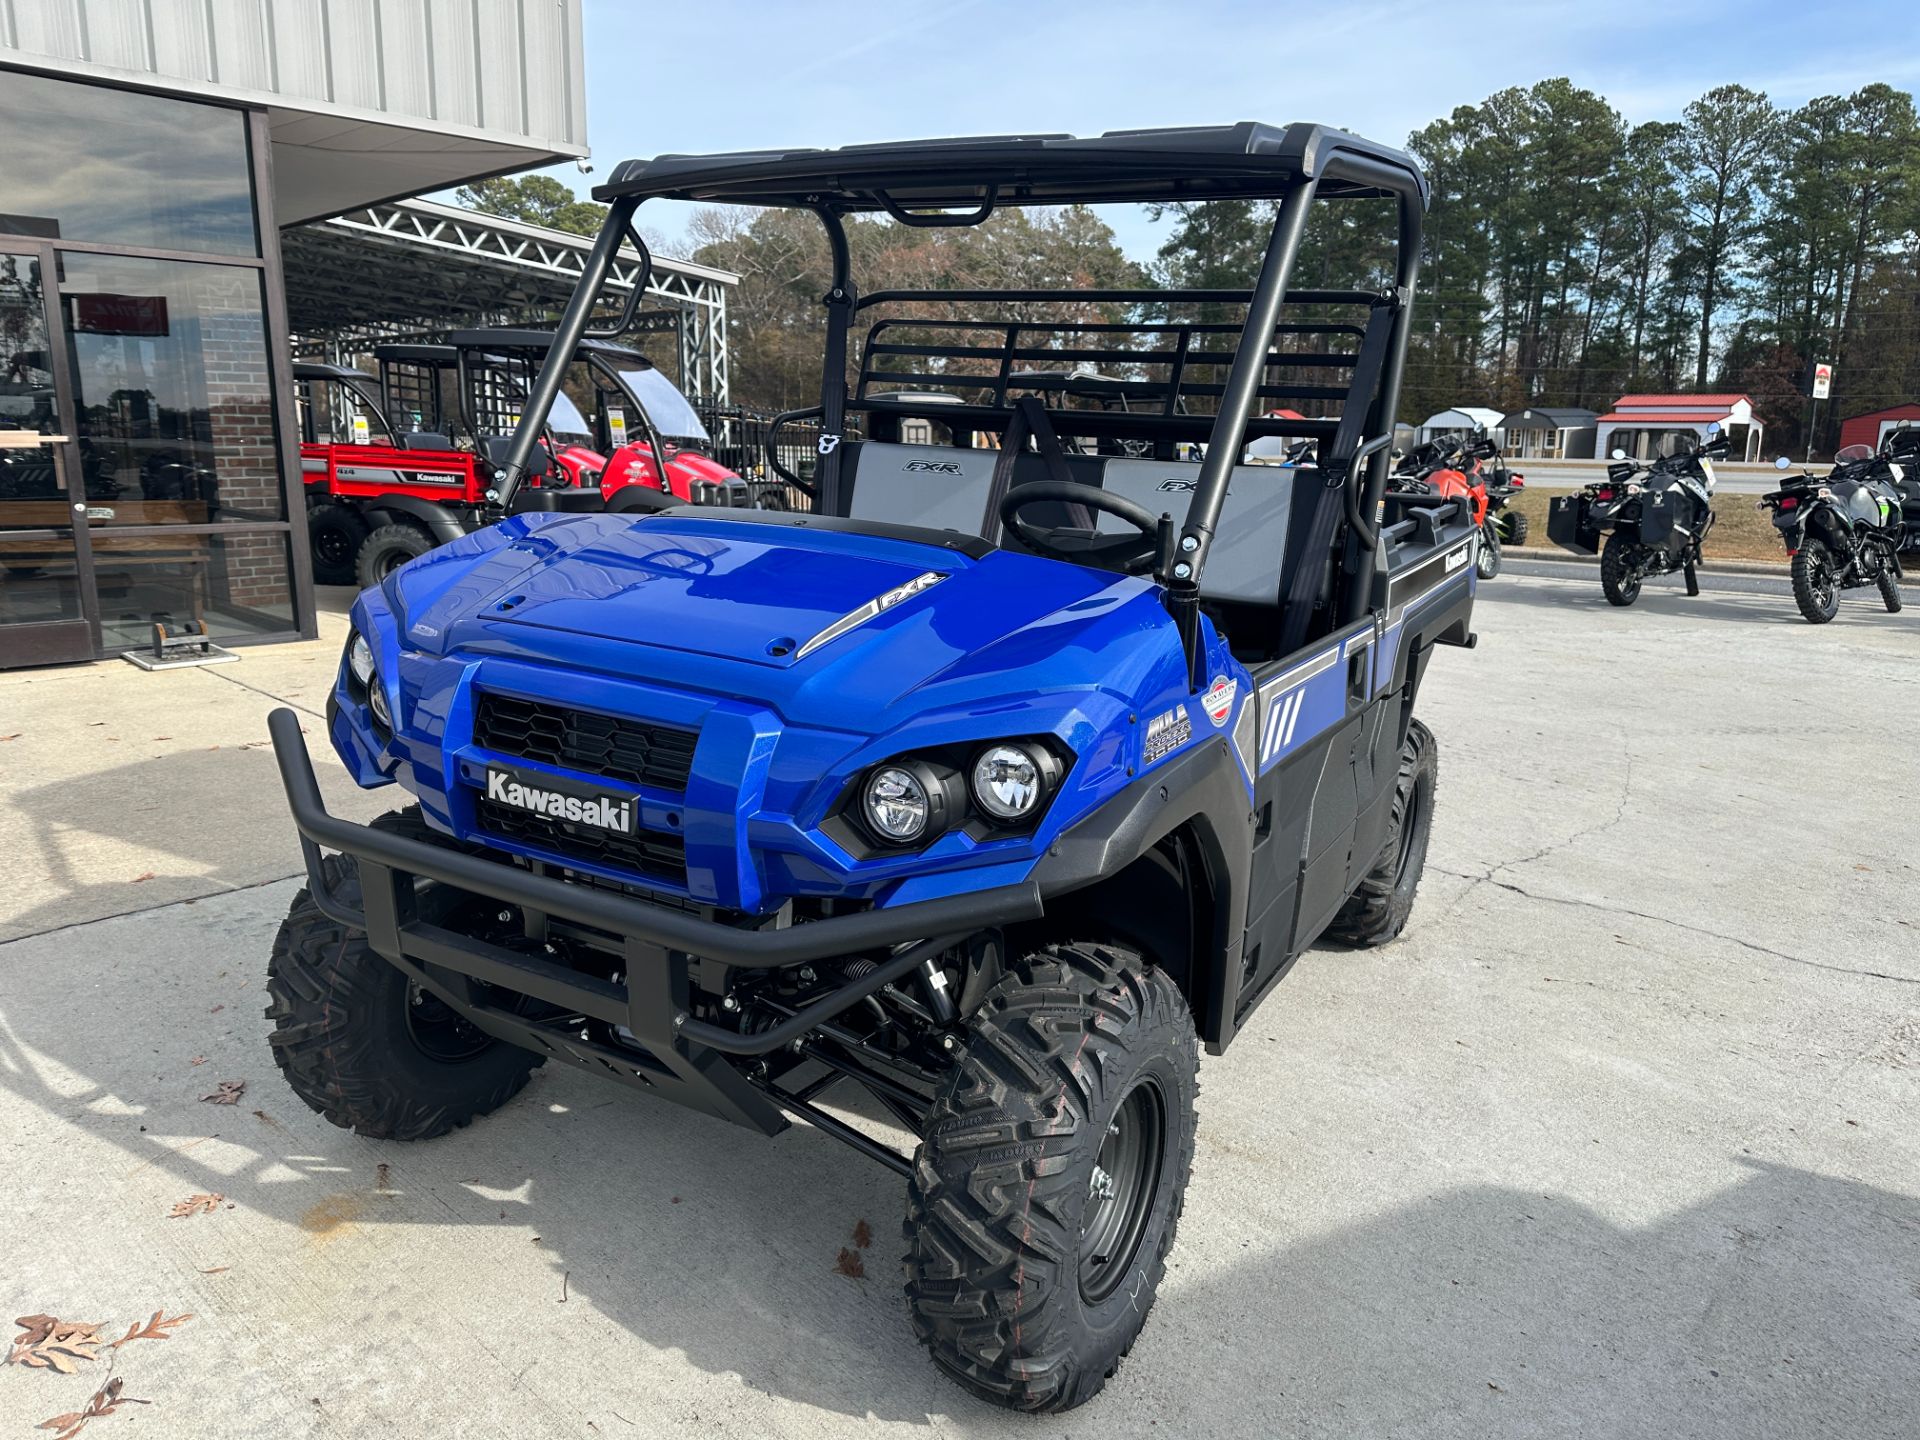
491, 192, 641, 508
812, 205, 856, 514
1178, 176, 1321, 581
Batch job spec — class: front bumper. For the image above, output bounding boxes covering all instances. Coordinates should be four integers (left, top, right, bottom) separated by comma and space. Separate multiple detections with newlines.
270, 707, 1042, 1132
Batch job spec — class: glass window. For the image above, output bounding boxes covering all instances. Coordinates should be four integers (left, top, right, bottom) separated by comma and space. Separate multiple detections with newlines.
88, 530, 295, 650
0, 70, 257, 256
59, 253, 286, 525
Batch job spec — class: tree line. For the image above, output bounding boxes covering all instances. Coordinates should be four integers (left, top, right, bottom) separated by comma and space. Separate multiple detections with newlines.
460, 80, 1920, 451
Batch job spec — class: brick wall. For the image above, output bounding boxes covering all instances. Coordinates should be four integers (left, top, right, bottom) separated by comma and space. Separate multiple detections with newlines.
196, 272, 288, 612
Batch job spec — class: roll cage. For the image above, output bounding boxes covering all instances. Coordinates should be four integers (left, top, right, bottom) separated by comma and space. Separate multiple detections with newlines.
494, 121, 1429, 642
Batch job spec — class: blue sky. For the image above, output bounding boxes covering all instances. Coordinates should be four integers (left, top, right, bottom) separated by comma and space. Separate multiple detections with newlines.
530, 0, 1920, 260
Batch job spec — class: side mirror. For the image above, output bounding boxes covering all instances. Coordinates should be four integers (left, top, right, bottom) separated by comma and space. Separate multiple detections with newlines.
1774, 456, 1792, 470
1610, 448, 1627, 461
1705, 422, 1722, 439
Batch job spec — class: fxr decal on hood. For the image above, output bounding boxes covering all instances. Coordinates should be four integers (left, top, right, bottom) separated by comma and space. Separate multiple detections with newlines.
794, 570, 947, 660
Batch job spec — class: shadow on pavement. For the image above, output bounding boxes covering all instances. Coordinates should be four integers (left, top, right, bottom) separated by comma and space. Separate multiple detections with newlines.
2, 902, 1916, 1435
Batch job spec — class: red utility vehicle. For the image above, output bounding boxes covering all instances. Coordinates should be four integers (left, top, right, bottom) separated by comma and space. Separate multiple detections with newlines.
293, 329, 749, 586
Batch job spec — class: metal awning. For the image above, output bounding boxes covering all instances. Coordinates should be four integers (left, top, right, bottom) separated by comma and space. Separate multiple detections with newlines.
282, 199, 738, 402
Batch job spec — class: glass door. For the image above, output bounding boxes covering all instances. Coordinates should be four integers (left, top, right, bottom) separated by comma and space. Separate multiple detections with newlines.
0, 241, 96, 668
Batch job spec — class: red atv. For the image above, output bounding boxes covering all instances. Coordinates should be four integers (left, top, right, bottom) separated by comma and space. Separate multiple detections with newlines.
1390, 432, 1499, 578
294, 329, 753, 587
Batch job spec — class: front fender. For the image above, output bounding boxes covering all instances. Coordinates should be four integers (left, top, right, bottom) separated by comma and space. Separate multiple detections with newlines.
1030, 736, 1253, 1048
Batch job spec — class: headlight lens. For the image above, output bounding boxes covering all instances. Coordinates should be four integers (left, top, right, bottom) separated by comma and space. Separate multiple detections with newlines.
862, 766, 930, 842
971, 744, 1044, 821
367, 678, 392, 729
348, 633, 375, 686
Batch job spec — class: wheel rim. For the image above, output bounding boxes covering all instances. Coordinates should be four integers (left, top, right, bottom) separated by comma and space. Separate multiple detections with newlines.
1811, 555, 1836, 611
405, 981, 493, 1062
1395, 769, 1424, 883
379, 547, 412, 579
315, 525, 354, 568
1080, 1078, 1167, 1303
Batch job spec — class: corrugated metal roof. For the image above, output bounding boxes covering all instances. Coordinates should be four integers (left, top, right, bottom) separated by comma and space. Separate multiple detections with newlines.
1611, 393, 1749, 409
1503, 406, 1598, 428
1, 0, 587, 154
1597, 410, 1728, 425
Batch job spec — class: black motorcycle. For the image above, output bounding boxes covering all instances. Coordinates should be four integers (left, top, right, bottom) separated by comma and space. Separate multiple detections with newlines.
1758, 440, 1907, 624
1548, 429, 1725, 607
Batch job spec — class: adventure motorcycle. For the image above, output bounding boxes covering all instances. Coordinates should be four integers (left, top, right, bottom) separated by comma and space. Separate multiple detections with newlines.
1758, 441, 1907, 624
1392, 432, 1498, 578
1548, 428, 1725, 607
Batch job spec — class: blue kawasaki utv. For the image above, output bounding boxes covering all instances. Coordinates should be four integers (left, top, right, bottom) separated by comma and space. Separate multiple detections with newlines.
265, 123, 1477, 1412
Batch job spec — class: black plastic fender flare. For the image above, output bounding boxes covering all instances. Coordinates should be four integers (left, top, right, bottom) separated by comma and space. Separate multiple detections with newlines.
1030, 737, 1254, 1047
362, 494, 469, 547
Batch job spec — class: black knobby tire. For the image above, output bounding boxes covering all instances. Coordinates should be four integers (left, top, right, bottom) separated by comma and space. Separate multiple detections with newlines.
1876, 565, 1903, 613
1791, 540, 1839, 624
1500, 509, 1530, 547
307, 503, 369, 586
1684, 555, 1701, 597
905, 942, 1199, 1413
1600, 534, 1642, 607
265, 808, 542, 1140
354, 522, 434, 589
1326, 718, 1437, 947
1476, 519, 1503, 579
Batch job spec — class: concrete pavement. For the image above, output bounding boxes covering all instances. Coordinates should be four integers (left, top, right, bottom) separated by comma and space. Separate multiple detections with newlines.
1, 572, 1916, 1438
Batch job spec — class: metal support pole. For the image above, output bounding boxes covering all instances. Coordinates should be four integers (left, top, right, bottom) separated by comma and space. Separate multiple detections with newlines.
489, 193, 640, 510
1178, 179, 1320, 582
812, 207, 855, 516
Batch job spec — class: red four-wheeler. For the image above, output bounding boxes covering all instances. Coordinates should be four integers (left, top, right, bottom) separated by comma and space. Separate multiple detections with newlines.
293, 328, 750, 587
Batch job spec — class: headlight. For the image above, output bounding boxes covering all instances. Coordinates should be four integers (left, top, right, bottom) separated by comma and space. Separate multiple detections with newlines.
862, 766, 930, 843
367, 676, 392, 729
348, 633, 375, 686
972, 744, 1044, 821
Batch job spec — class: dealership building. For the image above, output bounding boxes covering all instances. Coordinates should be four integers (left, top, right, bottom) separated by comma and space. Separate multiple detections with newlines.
0, 0, 596, 668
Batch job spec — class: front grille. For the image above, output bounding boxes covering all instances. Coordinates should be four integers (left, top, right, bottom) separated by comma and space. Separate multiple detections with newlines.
476, 798, 687, 884
475, 693, 698, 790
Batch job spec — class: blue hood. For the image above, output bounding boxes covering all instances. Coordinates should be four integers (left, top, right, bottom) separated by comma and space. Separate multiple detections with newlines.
393, 513, 1157, 713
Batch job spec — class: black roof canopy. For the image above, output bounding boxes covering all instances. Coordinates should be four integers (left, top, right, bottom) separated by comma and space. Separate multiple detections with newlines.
594, 122, 1429, 211
446, 329, 652, 366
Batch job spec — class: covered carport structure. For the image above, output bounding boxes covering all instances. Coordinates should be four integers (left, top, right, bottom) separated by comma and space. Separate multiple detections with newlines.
282, 199, 737, 402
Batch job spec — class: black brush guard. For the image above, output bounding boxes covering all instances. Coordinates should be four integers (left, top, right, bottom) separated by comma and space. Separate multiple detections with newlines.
269, 708, 1042, 1140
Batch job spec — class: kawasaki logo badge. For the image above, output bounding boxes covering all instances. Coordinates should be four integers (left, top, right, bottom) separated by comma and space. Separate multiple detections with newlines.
485, 768, 633, 834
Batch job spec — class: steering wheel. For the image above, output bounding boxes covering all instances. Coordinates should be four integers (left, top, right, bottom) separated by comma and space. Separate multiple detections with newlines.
999, 481, 1163, 574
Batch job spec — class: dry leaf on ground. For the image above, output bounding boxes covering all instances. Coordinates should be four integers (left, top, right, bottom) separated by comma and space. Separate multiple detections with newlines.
8, 1317, 104, 1374
200, 1080, 245, 1105
168, 1193, 224, 1219
37, 1375, 149, 1439
129, 872, 156, 884
833, 1247, 865, 1279
110, 1311, 192, 1349
188, 1056, 207, 1066
852, 1219, 873, 1249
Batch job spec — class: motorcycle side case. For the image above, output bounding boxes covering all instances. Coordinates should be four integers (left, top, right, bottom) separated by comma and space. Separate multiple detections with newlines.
1637, 491, 1677, 548
1548, 494, 1599, 554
